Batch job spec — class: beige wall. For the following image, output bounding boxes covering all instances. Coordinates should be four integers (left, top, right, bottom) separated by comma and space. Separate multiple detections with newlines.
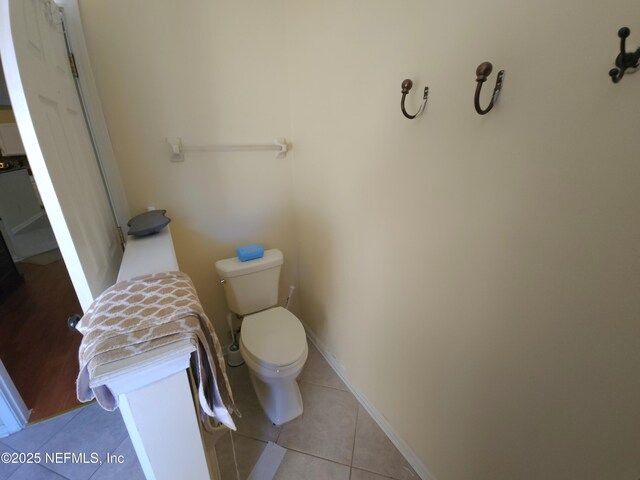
285, 1, 640, 479
79, 0, 640, 478
78, 0, 298, 336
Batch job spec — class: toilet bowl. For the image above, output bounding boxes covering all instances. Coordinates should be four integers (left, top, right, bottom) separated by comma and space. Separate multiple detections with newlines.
239, 306, 307, 425
215, 249, 308, 425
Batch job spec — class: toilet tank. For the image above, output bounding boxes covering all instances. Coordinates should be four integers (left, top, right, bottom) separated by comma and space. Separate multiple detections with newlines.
215, 249, 283, 316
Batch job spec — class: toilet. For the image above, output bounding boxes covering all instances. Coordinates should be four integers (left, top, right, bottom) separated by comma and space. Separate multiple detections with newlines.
215, 249, 308, 425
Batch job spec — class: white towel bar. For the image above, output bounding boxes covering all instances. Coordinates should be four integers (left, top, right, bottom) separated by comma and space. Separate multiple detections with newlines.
167, 137, 289, 162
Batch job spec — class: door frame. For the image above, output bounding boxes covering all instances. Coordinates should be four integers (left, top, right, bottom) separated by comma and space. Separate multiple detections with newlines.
57, 0, 130, 231
0, 360, 29, 437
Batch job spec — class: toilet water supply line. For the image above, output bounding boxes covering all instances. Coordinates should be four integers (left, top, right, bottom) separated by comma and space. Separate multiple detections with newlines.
285, 285, 295, 310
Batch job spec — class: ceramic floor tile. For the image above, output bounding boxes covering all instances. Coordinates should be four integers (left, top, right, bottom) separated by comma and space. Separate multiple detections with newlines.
2, 407, 82, 453
277, 381, 358, 465
37, 403, 128, 480
0, 442, 21, 480
6, 463, 66, 479
351, 467, 397, 480
215, 431, 266, 479
273, 449, 350, 480
89, 436, 144, 480
352, 406, 418, 480
226, 364, 281, 442
300, 343, 348, 391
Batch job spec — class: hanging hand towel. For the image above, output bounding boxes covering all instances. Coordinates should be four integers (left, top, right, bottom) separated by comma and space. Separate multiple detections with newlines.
75, 271, 238, 430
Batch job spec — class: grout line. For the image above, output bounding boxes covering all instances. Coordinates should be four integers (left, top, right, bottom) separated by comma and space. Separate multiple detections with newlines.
0, 439, 14, 449
277, 444, 352, 467
302, 329, 432, 479
87, 465, 100, 480
112, 432, 131, 452
350, 405, 359, 467
233, 431, 268, 445
352, 466, 403, 480
6, 406, 86, 454
37, 461, 74, 480
298, 378, 350, 393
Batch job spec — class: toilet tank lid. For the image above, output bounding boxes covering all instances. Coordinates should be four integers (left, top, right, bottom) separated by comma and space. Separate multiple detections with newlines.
215, 248, 283, 278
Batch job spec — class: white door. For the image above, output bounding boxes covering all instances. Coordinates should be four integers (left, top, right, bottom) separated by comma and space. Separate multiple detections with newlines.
0, 0, 122, 311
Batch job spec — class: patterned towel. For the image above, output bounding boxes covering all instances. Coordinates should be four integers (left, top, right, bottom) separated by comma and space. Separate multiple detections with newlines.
76, 271, 237, 430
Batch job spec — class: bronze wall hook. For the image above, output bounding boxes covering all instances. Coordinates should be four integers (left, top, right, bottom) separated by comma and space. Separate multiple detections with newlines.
400, 79, 429, 119
474, 62, 504, 115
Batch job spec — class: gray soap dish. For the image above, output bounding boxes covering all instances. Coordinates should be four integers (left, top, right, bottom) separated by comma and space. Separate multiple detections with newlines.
127, 209, 171, 237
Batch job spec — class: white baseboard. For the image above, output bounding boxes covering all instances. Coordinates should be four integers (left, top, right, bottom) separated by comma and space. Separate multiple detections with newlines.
301, 321, 436, 480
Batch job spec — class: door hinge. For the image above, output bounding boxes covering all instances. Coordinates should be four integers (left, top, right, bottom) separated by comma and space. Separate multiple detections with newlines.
68, 53, 79, 78
116, 226, 126, 251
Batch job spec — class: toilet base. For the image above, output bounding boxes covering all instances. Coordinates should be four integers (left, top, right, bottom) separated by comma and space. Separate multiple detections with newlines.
240, 342, 308, 426
249, 371, 303, 426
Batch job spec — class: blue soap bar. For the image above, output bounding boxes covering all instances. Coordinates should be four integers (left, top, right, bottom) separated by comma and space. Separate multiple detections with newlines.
236, 244, 265, 262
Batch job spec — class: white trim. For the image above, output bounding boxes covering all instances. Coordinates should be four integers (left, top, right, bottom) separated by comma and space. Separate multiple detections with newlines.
10, 210, 45, 235
91, 340, 194, 395
56, 0, 130, 231
118, 370, 212, 480
301, 321, 436, 480
119, 393, 156, 480
0, 360, 30, 437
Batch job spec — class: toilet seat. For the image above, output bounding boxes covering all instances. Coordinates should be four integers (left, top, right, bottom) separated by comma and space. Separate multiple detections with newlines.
240, 307, 306, 368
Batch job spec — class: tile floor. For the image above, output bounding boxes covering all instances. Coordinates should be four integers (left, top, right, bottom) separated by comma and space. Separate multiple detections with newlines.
213, 342, 417, 480
0, 341, 417, 479
0, 403, 141, 480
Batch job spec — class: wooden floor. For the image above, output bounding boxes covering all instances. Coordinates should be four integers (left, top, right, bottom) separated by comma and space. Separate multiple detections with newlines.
0, 259, 83, 421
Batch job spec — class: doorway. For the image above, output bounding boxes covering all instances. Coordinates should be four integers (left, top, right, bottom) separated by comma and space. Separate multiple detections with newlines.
0, 0, 130, 428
